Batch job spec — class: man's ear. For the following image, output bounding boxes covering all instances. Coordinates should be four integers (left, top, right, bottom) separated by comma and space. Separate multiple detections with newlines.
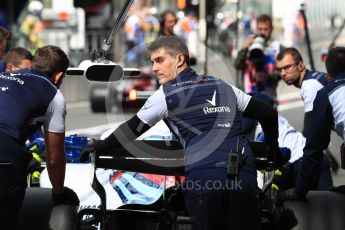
52, 72, 64, 85
5, 63, 13, 72
177, 53, 185, 67
298, 61, 305, 71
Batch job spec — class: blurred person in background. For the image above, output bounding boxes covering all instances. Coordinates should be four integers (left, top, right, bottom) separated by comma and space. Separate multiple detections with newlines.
141, 7, 160, 44
3, 47, 33, 72
0, 26, 12, 60
124, 5, 150, 66
235, 14, 284, 102
21, 0, 45, 53
242, 9, 256, 35
158, 10, 177, 37
218, 17, 237, 57
175, 11, 198, 45
293, 12, 305, 47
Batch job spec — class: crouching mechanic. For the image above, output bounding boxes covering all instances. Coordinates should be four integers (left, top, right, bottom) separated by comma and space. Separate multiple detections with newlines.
296, 47, 345, 197
276, 47, 339, 173
80, 36, 282, 230
0, 45, 79, 228
242, 92, 333, 191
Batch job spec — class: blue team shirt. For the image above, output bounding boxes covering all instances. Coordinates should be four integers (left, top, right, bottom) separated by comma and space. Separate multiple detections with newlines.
137, 68, 258, 194
0, 69, 66, 145
300, 70, 328, 113
297, 73, 344, 194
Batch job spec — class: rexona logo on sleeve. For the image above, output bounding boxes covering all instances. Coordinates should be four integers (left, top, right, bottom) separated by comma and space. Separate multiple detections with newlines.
203, 90, 231, 114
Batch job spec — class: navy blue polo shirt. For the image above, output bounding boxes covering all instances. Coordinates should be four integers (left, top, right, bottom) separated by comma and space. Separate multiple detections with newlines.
297, 73, 345, 194
137, 68, 258, 194
0, 69, 66, 148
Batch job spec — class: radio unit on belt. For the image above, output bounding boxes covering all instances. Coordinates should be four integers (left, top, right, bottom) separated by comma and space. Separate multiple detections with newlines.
227, 147, 244, 179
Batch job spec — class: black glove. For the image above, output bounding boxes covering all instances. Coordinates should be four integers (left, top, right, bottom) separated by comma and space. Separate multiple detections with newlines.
268, 146, 291, 168
52, 187, 80, 205
79, 140, 105, 163
278, 188, 306, 203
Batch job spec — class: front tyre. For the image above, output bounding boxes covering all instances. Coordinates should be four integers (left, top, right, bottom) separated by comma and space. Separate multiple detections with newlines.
17, 188, 78, 230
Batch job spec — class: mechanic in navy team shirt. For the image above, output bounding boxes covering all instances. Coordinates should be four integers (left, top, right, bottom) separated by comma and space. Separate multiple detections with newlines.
0, 45, 78, 228
81, 36, 282, 230
295, 46, 345, 197
276, 47, 331, 136
275, 47, 334, 188
242, 92, 332, 191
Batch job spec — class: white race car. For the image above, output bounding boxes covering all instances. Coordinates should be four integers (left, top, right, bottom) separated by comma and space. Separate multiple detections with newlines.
19, 121, 181, 230
19, 119, 345, 230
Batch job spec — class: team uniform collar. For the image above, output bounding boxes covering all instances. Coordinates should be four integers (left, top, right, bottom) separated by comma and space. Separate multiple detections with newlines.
172, 67, 195, 83
302, 69, 311, 82
335, 72, 345, 81
29, 68, 49, 78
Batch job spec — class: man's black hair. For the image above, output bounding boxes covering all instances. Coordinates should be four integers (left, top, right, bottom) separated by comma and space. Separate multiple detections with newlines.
32, 45, 69, 79
160, 10, 177, 27
276, 47, 303, 63
325, 46, 345, 78
147, 36, 190, 65
3, 47, 33, 66
256, 14, 273, 28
